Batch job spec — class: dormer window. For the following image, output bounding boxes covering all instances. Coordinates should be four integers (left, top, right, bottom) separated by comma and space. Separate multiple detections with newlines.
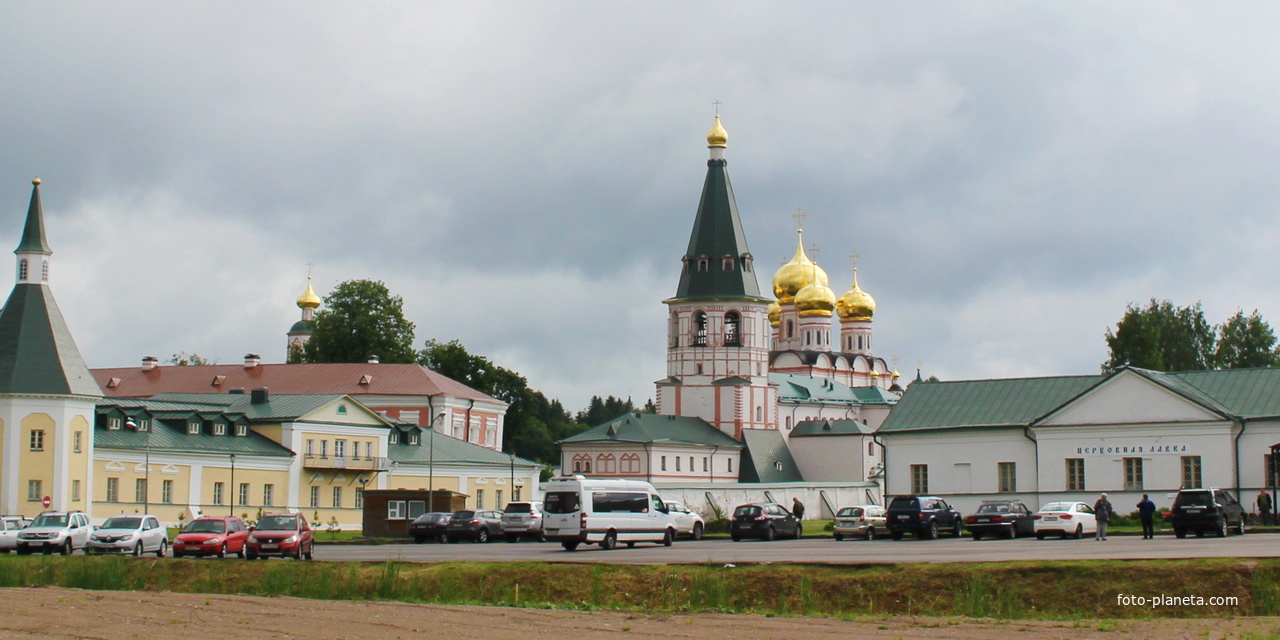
722, 255, 735, 271
697, 257, 709, 272
187, 422, 200, 435
742, 253, 753, 272
108, 418, 121, 431
214, 423, 226, 436
235, 424, 248, 437
409, 433, 420, 445
390, 433, 400, 445
137, 420, 149, 432
681, 256, 690, 274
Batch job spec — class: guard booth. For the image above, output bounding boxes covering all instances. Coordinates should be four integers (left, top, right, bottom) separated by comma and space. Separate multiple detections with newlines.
362, 489, 467, 539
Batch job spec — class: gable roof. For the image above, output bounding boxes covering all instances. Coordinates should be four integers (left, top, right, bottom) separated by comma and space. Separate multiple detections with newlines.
880, 374, 1102, 433
388, 432, 541, 469
738, 429, 804, 482
94, 399, 293, 457
558, 412, 743, 448
790, 418, 875, 437
92, 362, 502, 405
149, 392, 385, 424
771, 373, 899, 406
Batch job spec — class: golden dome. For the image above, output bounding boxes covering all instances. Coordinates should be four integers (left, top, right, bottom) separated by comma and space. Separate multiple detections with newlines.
795, 281, 836, 317
707, 114, 728, 148
892, 370, 901, 379
768, 300, 781, 327
836, 268, 876, 321
296, 277, 321, 310
870, 370, 880, 379
772, 230, 829, 303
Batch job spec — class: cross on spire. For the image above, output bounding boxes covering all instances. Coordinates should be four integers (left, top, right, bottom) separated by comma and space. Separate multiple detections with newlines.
849, 252, 860, 270
712, 100, 722, 116
791, 207, 806, 231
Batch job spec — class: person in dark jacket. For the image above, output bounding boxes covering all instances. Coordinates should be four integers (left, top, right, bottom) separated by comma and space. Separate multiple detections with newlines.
1094, 493, 1114, 541
1137, 494, 1157, 539
791, 497, 805, 520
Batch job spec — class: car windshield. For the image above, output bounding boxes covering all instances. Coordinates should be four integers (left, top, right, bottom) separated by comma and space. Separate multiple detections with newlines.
977, 503, 1011, 514
30, 514, 68, 528
102, 517, 142, 529
505, 503, 533, 513
1175, 492, 1213, 507
256, 516, 299, 531
1040, 502, 1073, 513
837, 508, 863, 517
888, 497, 919, 510
184, 520, 226, 533
544, 492, 580, 514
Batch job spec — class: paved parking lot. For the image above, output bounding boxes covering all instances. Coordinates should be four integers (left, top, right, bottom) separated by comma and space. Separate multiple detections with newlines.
312, 531, 1276, 564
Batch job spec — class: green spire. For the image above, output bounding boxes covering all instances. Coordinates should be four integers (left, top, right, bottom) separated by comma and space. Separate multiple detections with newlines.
17, 178, 51, 255
672, 156, 765, 301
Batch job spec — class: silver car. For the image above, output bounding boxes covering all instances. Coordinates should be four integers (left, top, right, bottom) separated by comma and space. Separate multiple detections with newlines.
501, 502, 545, 542
16, 511, 92, 555
87, 515, 168, 557
0, 515, 31, 553
664, 501, 705, 540
833, 504, 888, 541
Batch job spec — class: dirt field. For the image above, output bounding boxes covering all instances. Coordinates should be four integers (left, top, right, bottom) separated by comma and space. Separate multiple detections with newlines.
1, 587, 1278, 639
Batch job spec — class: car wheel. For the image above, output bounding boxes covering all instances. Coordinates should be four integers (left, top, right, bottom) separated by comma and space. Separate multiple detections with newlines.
246, 550, 258, 560
132, 542, 143, 557
506, 534, 519, 543
156, 540, 167, 558
217, 543, 227, 559
834, 532, 844, 541
236, 544, 245, 559
924, 521, 938, 540
562, 541, 579, 552
437, 534, 447, 544
952, 521, 963, 537
865, 527, 876, 541
1237, 519, 1247, 535
303, 545, 313, 561
691, 522, 703, 541
664, 529, 674, 547
173, 550, 184, 559
475, 528, 489, 544
602, 531, 618, 550
626, 541, 636, 549
414, 536, 426, 544
1073, 525, 1083, 540
731, 534, 741, 542
972, 532, 982, 541
535, 529, 546, 543
1175, 528, 1186, 539
795, 524, 803, 539
764, 526, 775, 541
1035, 532, 1046, 540
1195, 529, 1204, 538
891, 531, 903, 541
1218, 519, 1228, 538
62, 541, 73, 556
447, 536, 459, 544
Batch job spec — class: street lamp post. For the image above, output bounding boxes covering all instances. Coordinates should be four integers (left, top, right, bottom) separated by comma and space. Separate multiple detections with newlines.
429, 411, 445, 513
509, 453, 515, 504
229, 453, 236, 516
126, 418, 149, 513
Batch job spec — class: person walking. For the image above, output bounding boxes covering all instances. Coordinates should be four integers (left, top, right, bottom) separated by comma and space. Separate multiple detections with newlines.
1258, 490, 1273, 526
791, 497, 805, 520
1094, 493, 1114, 541
1137, 494, 1157, 539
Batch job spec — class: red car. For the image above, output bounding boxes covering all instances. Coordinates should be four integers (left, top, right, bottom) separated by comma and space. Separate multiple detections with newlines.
173, 516, 250, 558
246, 513, 313, 560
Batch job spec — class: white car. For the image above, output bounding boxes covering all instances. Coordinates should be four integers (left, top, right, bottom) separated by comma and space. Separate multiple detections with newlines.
1033, 501, 1098, 539
87, 514, 169, 556
664, 501, 705, 540
0, 515, 31, 553
16, 511, 92, 555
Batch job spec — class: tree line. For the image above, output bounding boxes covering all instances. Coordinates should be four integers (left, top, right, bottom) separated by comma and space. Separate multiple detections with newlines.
1103, 299, 1280, 373
283, 279, 648, 467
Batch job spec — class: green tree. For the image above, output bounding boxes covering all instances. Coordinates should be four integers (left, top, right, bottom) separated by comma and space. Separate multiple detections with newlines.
169, 352, 215, 366
301, 280, 417, 364
1212, 309, 1280, 369
1103, 299, 1214, 373
575, 395, 640, 426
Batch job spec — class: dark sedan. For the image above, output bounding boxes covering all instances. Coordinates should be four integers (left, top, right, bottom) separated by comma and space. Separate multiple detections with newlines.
445, 509, 504, 543
729, 502, 802, 541
409, 512, 451, 543
965, 500, 1035, 539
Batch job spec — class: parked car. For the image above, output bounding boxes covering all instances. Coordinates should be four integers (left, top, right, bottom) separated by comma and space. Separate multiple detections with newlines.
542, 476, 677, 551
408, 512, 451, 544
0, 515, 31, 553
730, 502, 801, 541
86, 514, 168, 557
15, 511, 92, 555
664, 501, 705, 540
886, 496, 963, 540
1033, 501, 1097, 539
966, 500, 1036, 540
1171, 488, 1246, 538
833, 504, 887, 541
246, 513, 314, 560
501, 502, 546, 542
446, 509, 504, 543
173, 516, 250, 558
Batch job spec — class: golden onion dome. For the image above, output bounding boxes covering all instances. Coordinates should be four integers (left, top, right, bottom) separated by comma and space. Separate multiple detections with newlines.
768, 300, 781, 327
870, 370, 880, 379
836, 268, 876, 321
772, 230, 829, 303
892, 370, 901, 380
296, 277, 321, 310
707, 114, 728, 148
794, 281, 836, 317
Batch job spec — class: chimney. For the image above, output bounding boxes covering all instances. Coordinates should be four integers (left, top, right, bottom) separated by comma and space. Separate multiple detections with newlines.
368, 355, 380, 364
141, 356, 159, 371
251, 387, 269, 404
244, 353, 261, 368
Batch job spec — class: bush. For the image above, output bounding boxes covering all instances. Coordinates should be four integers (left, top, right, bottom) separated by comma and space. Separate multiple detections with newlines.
705, 518, 729, 534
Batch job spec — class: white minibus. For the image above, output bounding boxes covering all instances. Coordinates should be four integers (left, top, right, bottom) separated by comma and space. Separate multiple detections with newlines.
542, 475, 678, 551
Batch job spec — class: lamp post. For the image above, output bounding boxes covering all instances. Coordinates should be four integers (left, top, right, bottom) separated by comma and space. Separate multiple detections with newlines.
229, 453, 236, 516
509, 452, 515, 504
126, 418, 149, 513
429, 411, 445, 513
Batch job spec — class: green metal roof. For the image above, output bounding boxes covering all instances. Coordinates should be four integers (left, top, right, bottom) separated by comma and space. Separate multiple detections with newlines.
1156, 367, 1280, 419
0, 284, 102, 397
150, 392, 382, 425
790, 418, 874, 437
17, 182, 50, 254
558, 412, 743, 448
880, 375, 1102, 433
94, 401, 293, 457
670, 157, 766, 302
388, 432, 541, 468
771, 373, 899, 406
738, 429, 803, 482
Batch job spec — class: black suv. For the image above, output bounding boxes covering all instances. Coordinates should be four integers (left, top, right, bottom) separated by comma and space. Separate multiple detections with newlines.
886, 495, 963, 540
1171, 488, 1246, 538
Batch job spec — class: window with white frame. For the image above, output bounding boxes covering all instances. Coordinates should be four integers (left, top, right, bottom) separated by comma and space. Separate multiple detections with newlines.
29, 430, 44, 451
235, 424, 247, 437
309, 486, 319, 508
239, 483, 250, 506
263, 484, 274, 507
73, 431, 82, 453
1123, 457, 1144, 491
1066, 458, 1085, 491
911, 464, 929, 494
1181, 456, 1202, 489
335, 439, 347, 458
476, 489, 485, 509
387, 500, 406, 519
213, 482, 224, 505
135, 478, 147, 503
355, 488, 364, 509
162, 480, 173, 504
187, 421, 200, 435
332, 486, 343, 509
27, 480, 41, 501
71, 479, 81, 502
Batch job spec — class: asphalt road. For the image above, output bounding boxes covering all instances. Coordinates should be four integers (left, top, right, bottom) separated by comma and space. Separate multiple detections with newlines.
313, 531, 1278, 565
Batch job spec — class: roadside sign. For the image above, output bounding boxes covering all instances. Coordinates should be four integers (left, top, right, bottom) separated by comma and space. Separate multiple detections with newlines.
41, 496, 51, 508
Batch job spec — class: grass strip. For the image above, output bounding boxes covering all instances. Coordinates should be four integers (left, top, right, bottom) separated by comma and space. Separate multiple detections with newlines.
0, 556, 1272, 620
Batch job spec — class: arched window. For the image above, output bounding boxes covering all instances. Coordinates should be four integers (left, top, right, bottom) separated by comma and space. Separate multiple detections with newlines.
786, 320, 794, 339
693, 312, 708, 346
17, 259, 27, 281
598, 453, 616, 473
868, 441, 875, 456
724, 311, 741, 346
756, 406, 763, 421
722, 255, 735, 271
621, 453, 641, 474
697, 257, 710, 272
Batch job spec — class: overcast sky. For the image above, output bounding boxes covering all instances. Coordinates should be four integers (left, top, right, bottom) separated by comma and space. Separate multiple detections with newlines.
3, 3, 1280, 412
